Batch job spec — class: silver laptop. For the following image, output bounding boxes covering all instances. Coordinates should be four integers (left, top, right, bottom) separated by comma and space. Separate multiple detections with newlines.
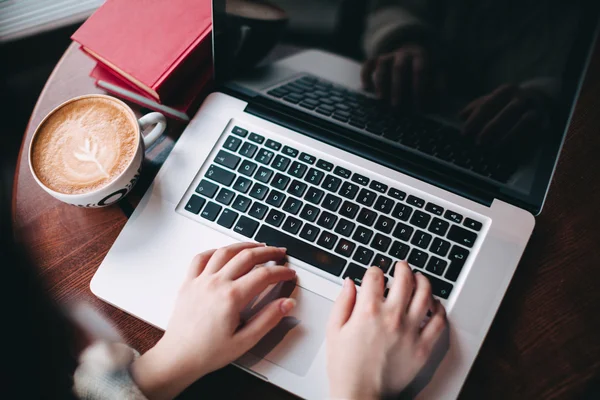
91, 1, 600, 398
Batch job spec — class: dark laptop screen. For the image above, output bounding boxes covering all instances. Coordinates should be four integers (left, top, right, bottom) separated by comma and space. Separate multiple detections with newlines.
213, 0, 599, 213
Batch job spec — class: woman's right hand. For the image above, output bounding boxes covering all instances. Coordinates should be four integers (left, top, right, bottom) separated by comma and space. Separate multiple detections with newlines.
326, 261, 447, 400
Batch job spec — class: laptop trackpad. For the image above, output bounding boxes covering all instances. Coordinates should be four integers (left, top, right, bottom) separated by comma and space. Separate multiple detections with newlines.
240, 280, 332, 377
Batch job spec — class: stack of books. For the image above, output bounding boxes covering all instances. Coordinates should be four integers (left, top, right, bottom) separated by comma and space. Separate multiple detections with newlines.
72, 0, 213, 121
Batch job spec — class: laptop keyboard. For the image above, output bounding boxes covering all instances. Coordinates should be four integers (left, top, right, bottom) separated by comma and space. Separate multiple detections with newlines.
182, 125, 484, 299
266, 75, 516, 183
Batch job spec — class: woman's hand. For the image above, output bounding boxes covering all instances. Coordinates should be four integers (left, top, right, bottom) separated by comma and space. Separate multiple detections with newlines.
131, 243, 296, 400
326, 262, 447, 400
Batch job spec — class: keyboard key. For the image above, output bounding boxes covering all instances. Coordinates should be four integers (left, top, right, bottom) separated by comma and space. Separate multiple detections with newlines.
282, 197, 303, 215
428, 218, 450, 236
333, 166, 352, 179
353, 226, 373, 244
426, 256, 447, 276
373, 254, 392, 273
195, 179, 218, 198
265, 139, 281, 151
265, 209, 285, 227
299, 152, 316, 164
215, 150, 241, 170
444, 210, 463, 223
268, 89, 288, 98
305, 168, 325, 185
300, 224, 320, 242
445, 246, 470, 281
408, 249, 428, 268
389, 241, 410, 260
282, 216, 303, 234
425, 203, 444, 216
335, 239, 356, 257
374, 196, 394, 214
410, 210, 431, 229
430, 237, 450, 257
206, 165, 236, 186
249, 132, 265, 144
371, 233, 392, 252
215, 188, 235, 205
447, 225, 477, 248
239, 142, 258, 158
369, 180, 388, 193
254, 166, 273, 183
317, 211, 338, 229
185, 195, 205, 214
323, 194, 342, 212
392, 222, 413, 242
322, 175, 342, 192
353, 246, 374, 265
233, 216, 259, 238
282, 146, 299, 157
270, 173, 290, 190
238, 160, 258, 177
407, 195, 425, 208
316, 159, 334, 171
201, 202, 222, 221
300, 204, 320, 222
411, 230, 432, 249
334, 218, 356, 237
317, 231, 338, 250
420, 271, 453, 299
272, 155, 291, 171
266, 190, 286, 207
232, 126, 248, 137
289, 161, 308, 178
224, 135, 242, 152
287, 179, 308, 197
232, 176, 252, 193
339, 201, 360, 219
232, 195, 252, 213
351, 173, 369, 186
217, 209, 239, 228
392, 203, 412, 221
255, 149, 275, 165
305, 187, 325, 204
339, 182, 359, 200
316, 108, 332, 116
343, 263, 367, 286
255, 225, 346, 276
356, 208, 377, 226
357, 188, 377, 207
248, 202, 268, 220
388, 187, 406, 201
374, 215, 395, 234
464, 217, 483, 231
249, 183, 269, 200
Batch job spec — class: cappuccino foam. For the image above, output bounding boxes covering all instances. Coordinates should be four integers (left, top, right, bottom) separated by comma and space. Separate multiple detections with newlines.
31, 96, 138, 195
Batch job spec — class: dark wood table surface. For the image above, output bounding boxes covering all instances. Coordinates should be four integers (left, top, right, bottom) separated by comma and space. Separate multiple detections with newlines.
12, 42, 600, 399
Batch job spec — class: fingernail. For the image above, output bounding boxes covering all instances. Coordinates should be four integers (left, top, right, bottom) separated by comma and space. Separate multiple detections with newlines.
343, 278, 350, 289
280, 298, 296, 314
279, 247, 287, 252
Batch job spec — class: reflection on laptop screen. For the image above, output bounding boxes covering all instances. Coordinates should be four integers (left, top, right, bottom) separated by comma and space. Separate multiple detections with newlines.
213, 0, 598, 212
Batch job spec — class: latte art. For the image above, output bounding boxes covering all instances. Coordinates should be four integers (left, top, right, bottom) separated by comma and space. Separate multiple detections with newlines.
31, 97, 138, 195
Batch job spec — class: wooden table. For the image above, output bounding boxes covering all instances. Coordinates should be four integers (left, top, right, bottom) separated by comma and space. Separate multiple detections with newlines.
13, 43, 600, 399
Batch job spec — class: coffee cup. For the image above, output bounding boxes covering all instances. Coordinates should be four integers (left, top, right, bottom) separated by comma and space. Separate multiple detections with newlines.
28, 94, 167, 207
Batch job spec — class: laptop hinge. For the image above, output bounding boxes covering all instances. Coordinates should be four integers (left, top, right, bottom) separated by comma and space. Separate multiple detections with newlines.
244, 95, 496, 208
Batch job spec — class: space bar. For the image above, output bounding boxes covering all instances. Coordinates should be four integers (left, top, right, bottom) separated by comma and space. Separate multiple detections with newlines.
255, 225, 346, 276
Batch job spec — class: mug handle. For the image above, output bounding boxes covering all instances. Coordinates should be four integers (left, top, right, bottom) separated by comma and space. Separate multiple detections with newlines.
138, 112, 167, 148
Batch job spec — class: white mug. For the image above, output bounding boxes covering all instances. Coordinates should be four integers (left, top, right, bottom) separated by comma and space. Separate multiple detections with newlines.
28, 94, 167, 208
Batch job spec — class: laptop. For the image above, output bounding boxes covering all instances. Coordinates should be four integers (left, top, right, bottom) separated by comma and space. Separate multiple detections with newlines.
91, 1, 600, 398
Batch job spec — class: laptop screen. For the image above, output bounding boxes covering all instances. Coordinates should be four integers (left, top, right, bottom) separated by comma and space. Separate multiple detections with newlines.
212, 0, 599, 213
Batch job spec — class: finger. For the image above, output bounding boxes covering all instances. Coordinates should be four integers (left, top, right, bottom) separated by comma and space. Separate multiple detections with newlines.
385, 261, 414, 314
327, 278, 357, 332
499, 110, 540, 161
236, 297, 297, 349
477, 99, 526, 146
356, 267, 385, 313
420, 299, 447, 344
235, 265, 297, 303
391, 52, 410, 107
463, 84, 517, 139
220, 246, 287, 280
374, 55, 393, 100
412, 54, 427, 110
186, 249, 217, 281
459, 98, 481, 121
361, 58, 377, 90
204, 242, 263, 274
500, 109, 539, 144
406, 272, 434, 327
